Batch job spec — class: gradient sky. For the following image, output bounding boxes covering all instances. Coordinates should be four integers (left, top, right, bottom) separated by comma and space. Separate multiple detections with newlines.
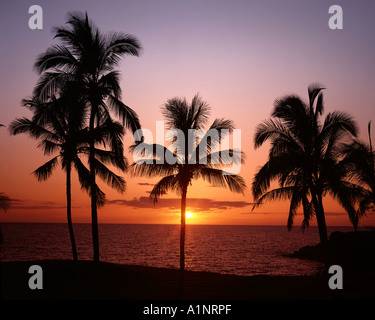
1, 0, 375, 226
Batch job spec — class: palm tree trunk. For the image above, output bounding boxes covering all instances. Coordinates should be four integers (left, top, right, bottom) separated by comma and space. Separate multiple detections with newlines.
89, 108, 100, 262
66, 165, 78, 261
180, 185, 187, 271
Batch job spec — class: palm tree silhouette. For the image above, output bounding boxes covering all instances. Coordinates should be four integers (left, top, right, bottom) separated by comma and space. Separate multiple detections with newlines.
131, 94, 246, 271
0, 193, 11, 243
341, 121, 375, 222
10, 92, 86, 260
10, 86, 127, 260
32, 11, 142, 261
252, 84, 359, 243
0, 193, 11, 212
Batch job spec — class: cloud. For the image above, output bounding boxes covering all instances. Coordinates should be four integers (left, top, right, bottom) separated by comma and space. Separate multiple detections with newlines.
145, 190, 167, 195
244, 211, 348, 216
106, 197, 254, 212
137, 182, 155, 186
8, 199, 79, 210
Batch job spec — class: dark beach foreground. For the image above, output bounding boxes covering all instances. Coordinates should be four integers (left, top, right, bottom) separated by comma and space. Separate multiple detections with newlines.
1, 259, 374, 300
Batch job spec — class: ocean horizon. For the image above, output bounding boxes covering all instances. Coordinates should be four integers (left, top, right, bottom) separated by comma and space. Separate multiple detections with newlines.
0, 223, 366, 277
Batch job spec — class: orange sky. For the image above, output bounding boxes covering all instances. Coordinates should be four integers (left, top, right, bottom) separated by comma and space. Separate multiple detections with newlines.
1, 1, 375, 227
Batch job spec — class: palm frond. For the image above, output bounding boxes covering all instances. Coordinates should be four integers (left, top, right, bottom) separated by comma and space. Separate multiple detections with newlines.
189, 94, 210, 129
252, 186, 295, 210
197, 148, 243, 167
93, 158, 126, 193
33, 72, 74, 100
98, 71, 122, 99
129, 161, 178, 178
196, 167, 246, 194
254, 118, 301, 150
95, 148, 128, 172
131, 142, 179, 164
301, 195, 315, 231
9, 117, 60, 142
37, 139, 61, 155
33, 156, 60, 181
149, 174, 179, 203
106, 95, 141, 133
252, 152, 303, 200
307, 83, 325, 115
193, 118, 235, 159
162, 97, 189, 130
320, 111, 358, 143
272, 95, 309, 128
287, 185, 310, 230
71, 157, 106, 206
315, 92, 324, 116
102, 31, 142, 68
328, 180, 368, 229
33, 44, 78, 74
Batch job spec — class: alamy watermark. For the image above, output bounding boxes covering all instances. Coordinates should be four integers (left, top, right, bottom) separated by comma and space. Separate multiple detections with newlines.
28, 4, 343, 31
28, 5, 43, 30
28, 265, 43, 290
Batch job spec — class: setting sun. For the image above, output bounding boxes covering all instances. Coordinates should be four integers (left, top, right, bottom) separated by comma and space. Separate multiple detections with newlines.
186, 212, 193, 219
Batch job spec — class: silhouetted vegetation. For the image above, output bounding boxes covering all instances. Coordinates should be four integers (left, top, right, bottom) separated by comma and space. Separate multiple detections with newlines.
340, 122, 375, 221
130, 94, 246, 271
4, 8, 375, 282
9, 85, 126, 260
0, 193, 12, 243
252, 84, 360, 243
29, 11, 142, 261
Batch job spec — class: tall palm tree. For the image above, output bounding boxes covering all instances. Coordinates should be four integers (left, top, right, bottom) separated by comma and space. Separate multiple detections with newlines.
32, 11, 142, 261
131, 94, 246, 271
0, 193, 11, 212
340, 121, 375, 221
252, 84, 359, 243
9, 88, 127, 260
0, 193, 12, 243
10, 93, 86, 261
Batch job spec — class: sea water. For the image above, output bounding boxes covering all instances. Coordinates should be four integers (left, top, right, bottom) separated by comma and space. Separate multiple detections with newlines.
0, 223, 358, 276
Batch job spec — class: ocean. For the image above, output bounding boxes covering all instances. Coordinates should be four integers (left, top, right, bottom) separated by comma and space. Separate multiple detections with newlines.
0, 223, 359, 277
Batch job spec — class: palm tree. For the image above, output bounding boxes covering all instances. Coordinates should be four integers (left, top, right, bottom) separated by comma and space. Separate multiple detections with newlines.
9, 88, 127, 260
32, 11, 142, 261
0, 193, 12, 243
10, 93, 85, 260
131, 94, 246, 271
0, 193, 11, 212
252, 84, 359, 243
340, 121, 375, 221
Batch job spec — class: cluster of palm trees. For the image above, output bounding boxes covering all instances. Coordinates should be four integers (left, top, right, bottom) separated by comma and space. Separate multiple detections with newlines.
7, 12, 245, 270
3, 12, 375, 271
252, 84, 375, 243
9, 12, 141, 262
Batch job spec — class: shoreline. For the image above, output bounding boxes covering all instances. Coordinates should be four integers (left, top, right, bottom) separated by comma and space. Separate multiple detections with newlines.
1, 259, 374, 300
